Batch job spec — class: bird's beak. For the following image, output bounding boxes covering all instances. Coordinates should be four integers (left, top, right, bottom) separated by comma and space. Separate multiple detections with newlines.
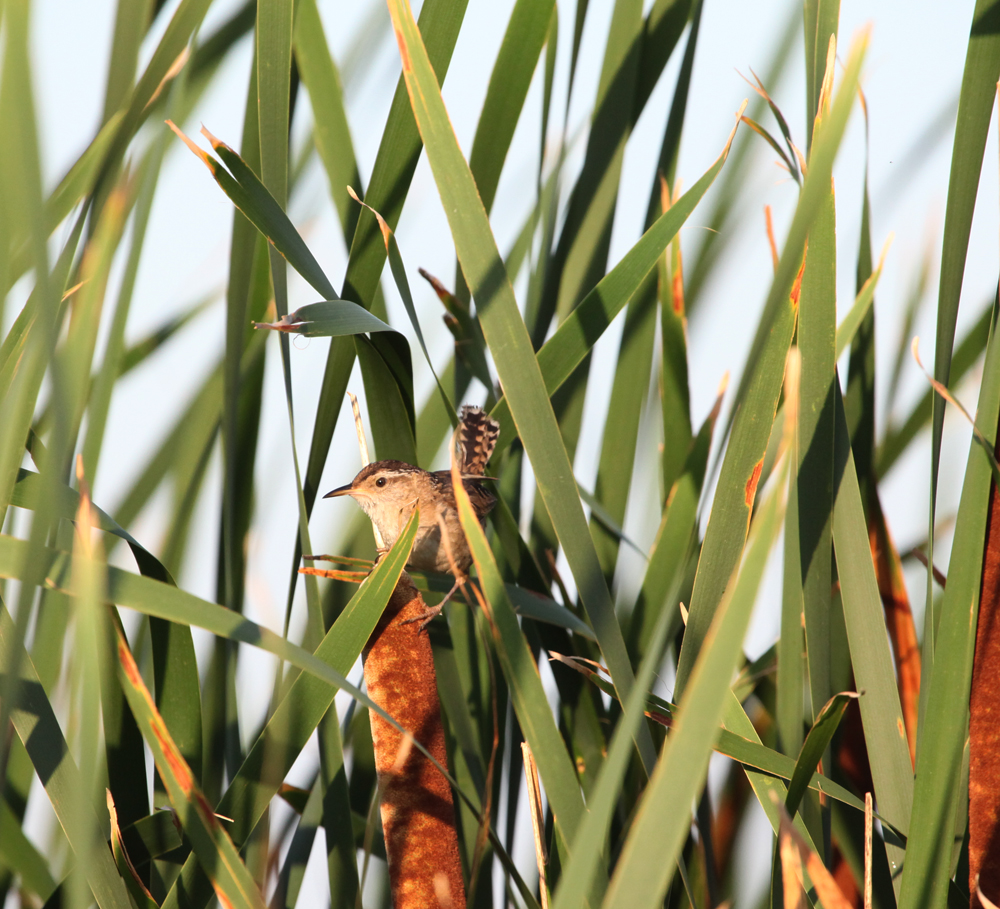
323, 484, 354, 499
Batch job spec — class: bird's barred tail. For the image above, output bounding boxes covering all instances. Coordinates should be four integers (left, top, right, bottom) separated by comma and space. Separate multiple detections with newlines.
457, 405, 499, 476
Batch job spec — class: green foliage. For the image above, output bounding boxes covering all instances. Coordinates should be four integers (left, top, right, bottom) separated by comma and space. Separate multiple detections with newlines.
0, 1, 994, 907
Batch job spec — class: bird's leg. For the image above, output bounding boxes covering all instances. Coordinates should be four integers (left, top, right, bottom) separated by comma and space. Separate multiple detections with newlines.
401, 572, 467, 632
401, 512, 466, 632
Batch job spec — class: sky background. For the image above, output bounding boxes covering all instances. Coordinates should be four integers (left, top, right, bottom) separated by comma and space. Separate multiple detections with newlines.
13, 0, 999, 904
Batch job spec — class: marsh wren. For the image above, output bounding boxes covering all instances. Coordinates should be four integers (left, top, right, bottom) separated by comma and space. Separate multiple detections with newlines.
323, 406, 499, 628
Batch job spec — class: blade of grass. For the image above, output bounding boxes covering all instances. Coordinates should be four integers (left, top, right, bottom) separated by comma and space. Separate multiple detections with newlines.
674, 256, 797, 696
254, 301, 394, 336
467, 0, 554, 214
657, 177, 694, 495
927, 0, 1000, 685
83, 118, 175, 494
0, 0, 57, 523
68, 478, 110, 909
626, 387, 720, 660
537, 0, 667, 340
677, 31, 869, 695
725, 30, 867, 437
102, 0, 154, 122
169, 123, 336, 299
216, 61, 267, 802
803, 0, 839, 149
451, 452, 593, 884
836, 237, 891, 362
833, 381, 915, 890
795, 43, 838, 823
588, 266, 657, 582
551, 556, 678, 909
293, 0, 361, 239
107, 791, 158, 909
259, 0, 328, 651
785, 691, 857, 819
899, 295, 1000, 909
604, 442, 787, 909
632, 0, 692, 126
387, 0, 658, 771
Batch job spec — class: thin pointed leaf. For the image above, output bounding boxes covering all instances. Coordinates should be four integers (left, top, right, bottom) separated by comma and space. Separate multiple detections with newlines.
785, 691, 858, 818
900, 298, 1000, 909
604, 450, 787, 908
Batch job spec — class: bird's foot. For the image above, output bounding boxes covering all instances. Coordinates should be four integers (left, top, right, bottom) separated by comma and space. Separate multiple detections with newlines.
400, 601, 444, 633
401, 576, 464, 633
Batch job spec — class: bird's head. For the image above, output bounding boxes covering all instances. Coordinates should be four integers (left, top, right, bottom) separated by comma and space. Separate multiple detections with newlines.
323, 460, 424, 535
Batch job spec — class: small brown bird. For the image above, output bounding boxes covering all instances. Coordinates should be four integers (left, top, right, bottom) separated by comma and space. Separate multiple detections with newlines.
324, 406, 499, 628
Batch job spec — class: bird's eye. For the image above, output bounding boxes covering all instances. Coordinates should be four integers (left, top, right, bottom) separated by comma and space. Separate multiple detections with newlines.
375, 477, 387, 488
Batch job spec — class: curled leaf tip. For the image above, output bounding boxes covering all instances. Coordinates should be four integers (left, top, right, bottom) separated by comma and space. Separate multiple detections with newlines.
254, 313, 303, 333
348, 187, 392, 248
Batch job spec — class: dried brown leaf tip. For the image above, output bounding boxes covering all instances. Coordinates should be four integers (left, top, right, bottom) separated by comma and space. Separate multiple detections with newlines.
108, 789, 157, 904
726, 99, 749, 155
764, 206, 779, 273
199, 125, 232, 155
347, 185, 392, 249
165, 120, 217, 174
773, 792, 854, 909
419, 267, 467, 316
253, 307, 309, 333
814, 34, 838, 128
